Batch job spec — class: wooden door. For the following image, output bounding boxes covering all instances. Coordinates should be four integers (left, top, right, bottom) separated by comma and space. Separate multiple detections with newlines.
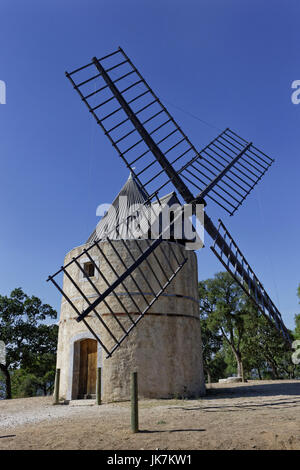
79, 339, 97, 397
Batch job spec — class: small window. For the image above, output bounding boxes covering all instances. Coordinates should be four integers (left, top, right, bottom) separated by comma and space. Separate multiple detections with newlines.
83, 262, 95, 278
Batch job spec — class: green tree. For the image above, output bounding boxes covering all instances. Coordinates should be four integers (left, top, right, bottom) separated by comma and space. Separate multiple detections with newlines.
199, 274, 298, 381
199, 283, 226, 383
11, 369, 41, 398
199, 272, 248, 381
241, 308, 296, 379
0, 376, 5, 399
200, 313, 226, 383
0, 288, 57, 399
295, 286, 300, 340
12, 324, 58, 397
294, 314, 300, 340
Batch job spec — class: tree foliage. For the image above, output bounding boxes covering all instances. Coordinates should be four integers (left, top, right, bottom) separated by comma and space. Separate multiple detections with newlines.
295, 286, 300, 340
199, 272, 251, 381
0, 288, 57, 399
199, 272, 299, 382
200, 314, 226, 382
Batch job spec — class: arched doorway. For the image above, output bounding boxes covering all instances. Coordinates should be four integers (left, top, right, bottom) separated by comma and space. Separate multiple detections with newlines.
78, 338, 97, 398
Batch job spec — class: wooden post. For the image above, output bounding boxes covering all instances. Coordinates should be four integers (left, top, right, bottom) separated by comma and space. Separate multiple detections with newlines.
96, 367, 101, 405
53, 368, 60, 405
131, 371, 139, 433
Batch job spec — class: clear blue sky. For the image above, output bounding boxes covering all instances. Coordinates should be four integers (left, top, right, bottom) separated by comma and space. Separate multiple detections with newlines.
0, 0, 299, 329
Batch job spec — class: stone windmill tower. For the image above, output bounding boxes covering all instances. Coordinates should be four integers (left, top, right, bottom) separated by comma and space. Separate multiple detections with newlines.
49, 47, 291, 402
55, 173, 205, 402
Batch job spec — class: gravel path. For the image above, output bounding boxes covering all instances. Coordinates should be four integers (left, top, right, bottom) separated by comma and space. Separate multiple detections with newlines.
0, 396, 126, 430
0, 380, 299, 450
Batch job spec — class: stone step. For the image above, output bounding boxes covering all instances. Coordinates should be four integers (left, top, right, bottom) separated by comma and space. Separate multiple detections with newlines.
68, 399, 96, 406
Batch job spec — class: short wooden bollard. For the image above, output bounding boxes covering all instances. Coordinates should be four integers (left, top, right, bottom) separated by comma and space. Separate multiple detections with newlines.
131, 371, 139, 433
96, 367, 102, 405
53, 368, 60, 405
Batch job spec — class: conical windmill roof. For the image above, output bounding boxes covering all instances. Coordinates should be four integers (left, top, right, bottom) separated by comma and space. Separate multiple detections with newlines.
87, 172, 196, 244
87, 173, 150, 243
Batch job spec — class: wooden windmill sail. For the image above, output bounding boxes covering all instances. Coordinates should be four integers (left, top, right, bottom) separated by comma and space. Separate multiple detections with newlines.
48, 47, 291, 359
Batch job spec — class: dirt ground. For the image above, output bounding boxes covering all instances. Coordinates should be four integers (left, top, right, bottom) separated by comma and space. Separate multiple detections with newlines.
0, 380, 299, 450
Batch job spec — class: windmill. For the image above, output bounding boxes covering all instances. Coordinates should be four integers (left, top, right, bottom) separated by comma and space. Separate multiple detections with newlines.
48, 48, 291, 399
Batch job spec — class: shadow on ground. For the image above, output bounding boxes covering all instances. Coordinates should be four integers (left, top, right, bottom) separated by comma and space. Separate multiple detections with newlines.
171, 399, 300, 413
139, 429, 206, 434
205, 382, 300, 399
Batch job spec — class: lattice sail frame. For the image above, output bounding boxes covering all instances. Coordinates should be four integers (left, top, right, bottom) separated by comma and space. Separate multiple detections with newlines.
66, 48, 274, 215
211, 220, 291, 345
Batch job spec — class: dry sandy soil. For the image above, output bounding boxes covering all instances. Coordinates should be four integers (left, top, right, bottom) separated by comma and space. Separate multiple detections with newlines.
0, 380, 299, 450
